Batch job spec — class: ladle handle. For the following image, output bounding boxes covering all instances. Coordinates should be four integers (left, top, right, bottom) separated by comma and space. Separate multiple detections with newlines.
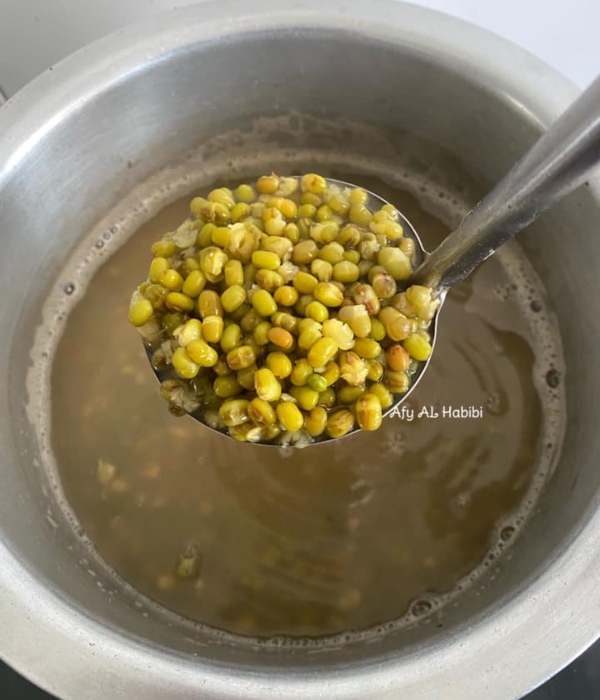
413, 75, 600, 291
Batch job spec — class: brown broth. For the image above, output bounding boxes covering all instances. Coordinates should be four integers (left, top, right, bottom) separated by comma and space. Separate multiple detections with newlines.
51, 183, 548, 638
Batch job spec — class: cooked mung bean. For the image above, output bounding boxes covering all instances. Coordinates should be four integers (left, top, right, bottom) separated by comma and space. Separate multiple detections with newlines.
129, 173, 438, 444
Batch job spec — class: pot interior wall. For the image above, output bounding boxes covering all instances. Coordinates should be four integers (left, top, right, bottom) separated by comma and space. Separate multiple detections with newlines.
1, 25, 599, 674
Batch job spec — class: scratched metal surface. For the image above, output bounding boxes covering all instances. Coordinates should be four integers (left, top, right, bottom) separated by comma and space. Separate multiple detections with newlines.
3, 641, 600, 700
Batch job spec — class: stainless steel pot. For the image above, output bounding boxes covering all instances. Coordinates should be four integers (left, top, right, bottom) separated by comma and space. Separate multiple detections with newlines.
1, 1, 599, 698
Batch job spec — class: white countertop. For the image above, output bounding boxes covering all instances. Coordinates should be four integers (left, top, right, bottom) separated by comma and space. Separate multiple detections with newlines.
0, 0, 598, 98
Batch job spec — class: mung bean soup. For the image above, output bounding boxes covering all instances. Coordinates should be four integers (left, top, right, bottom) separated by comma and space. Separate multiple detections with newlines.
48, 170, 563, 638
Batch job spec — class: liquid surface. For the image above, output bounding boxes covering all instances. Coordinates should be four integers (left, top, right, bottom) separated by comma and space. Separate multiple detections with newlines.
50, 176, 558, 638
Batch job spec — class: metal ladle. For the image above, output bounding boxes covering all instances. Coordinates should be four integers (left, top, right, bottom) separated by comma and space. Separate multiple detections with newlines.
385, 73, 600, 418
150, 75, 600, 444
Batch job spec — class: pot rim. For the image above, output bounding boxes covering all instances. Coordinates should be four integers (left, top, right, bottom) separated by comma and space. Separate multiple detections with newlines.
1, 1, 599, 699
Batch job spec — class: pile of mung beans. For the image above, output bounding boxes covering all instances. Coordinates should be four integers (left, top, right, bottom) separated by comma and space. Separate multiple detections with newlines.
129, 173, 438, 445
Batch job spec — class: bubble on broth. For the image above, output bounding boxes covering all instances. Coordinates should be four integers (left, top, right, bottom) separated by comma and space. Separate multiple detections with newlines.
25, 111, 566, 649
